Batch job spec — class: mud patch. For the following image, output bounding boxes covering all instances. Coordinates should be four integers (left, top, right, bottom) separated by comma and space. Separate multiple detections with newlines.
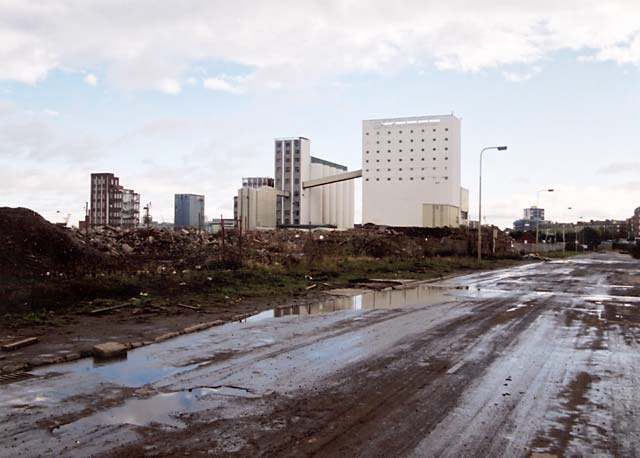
529, 371, 599, 457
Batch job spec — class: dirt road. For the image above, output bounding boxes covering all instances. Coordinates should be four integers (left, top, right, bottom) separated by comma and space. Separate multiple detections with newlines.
2, 253, 639, 457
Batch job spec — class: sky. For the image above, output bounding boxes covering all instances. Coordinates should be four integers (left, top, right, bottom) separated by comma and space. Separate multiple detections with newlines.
1, 0, 640, 229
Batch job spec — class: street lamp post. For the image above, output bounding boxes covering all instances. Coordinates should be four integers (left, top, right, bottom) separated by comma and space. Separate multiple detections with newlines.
478, 145, 508, 263
535, 188, 554, 253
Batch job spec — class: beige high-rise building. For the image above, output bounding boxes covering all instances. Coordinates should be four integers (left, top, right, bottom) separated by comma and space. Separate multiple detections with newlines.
362, 114, 466, 228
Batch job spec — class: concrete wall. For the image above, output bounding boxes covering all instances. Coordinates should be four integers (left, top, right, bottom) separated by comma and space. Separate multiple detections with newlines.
422, 204, 460, 228
237, 186, 277, 231
460, 187, 469, 226
514, 242, 565, 254
362, 114, 462, 227
304, 159, 354, 229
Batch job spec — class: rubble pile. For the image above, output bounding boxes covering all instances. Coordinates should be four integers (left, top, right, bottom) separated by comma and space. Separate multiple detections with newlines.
0, 207, 105, 280
74, 226, 223, 260
0, 207, 521, 281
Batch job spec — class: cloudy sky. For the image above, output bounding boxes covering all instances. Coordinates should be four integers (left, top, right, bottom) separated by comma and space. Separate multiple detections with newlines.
1, 0, 640, 228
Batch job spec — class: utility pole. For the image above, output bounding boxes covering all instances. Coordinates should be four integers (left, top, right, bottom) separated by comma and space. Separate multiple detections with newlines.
478, 145, 508, 263
220, 214, 225, 263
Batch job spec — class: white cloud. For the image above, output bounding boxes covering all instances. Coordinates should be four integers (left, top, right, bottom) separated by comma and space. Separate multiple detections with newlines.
203, 77, 243, 94
155, 78, 181, 95
84, 73, 97, 86
0, 1, 639, 92
597, 161, 640, 175
502, 66, 543, 82
42, 108, 59, 117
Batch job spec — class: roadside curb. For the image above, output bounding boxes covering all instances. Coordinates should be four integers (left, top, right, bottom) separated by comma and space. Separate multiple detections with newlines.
1, 317, 236, 375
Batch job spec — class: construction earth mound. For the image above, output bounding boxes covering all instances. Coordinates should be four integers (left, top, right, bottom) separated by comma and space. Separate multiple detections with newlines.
1, 207, 518, 279
0, 207, 106, 280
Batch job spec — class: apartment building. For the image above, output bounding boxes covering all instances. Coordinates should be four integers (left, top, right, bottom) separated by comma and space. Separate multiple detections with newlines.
628, 207, 640, 240
89, 173, 139, 228
361, 114, 463, 227
174, 194, 205, 228
524, 207, 545, 221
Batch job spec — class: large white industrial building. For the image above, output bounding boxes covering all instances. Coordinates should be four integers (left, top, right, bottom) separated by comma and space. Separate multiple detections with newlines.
362, 114, 468, 228
275, 137, 354, 229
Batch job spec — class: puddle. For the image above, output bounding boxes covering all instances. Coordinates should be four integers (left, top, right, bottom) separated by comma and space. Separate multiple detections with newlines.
506, 304, 530, 312
243, 284, 461, 323
34, 347, 200, 387
54, 386, 257, 432
32, 283, 465, 397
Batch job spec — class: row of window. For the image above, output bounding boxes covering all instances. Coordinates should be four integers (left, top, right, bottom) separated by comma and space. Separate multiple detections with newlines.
370, 138, 449, 145
365, 128, 449, 135
365, 147, 449, 153
276, 167, 301, 173
365, 167, 448, 172
366, 157, 449, 163
364, 177, 448, 182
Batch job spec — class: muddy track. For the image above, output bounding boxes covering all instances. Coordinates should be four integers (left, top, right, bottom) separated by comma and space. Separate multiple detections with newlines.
2, 253, 640, 458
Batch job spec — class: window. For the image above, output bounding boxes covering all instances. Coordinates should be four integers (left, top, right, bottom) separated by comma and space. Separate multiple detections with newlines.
376, 150, 380, 154
433, 157, 436, 160
376, 178, 380, 181
376, 141, 380, 144
445, 157, 449, 160
387, 178, 391, 181
366, 159, 369, 163
445, 147, 449, 151
388, 140, 391, 144
410, 158, 414, 161
366, 132, 369, 136
445, 127, 449, 131
421, 177, 425, 180
445, 138, 448, 141
366, 150, 370, 154
399, 130, 402, 134
433, 148, 436, 151
387, 159, 391, 162
399, 177, 403, 181
376, 159, 380, 162
433, 138, 436, 141
399, 149, 403, 152
366, 178, 369, 181
399, 140, 402, 143
410, 148, 414, 152
388, 131, 391, 134
399, 158, 403, 162
410, 130, 414, 133
410, 177, 414, 180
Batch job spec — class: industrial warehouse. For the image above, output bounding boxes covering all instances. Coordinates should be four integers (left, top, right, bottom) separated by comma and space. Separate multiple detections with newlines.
233, 114, 468, 231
